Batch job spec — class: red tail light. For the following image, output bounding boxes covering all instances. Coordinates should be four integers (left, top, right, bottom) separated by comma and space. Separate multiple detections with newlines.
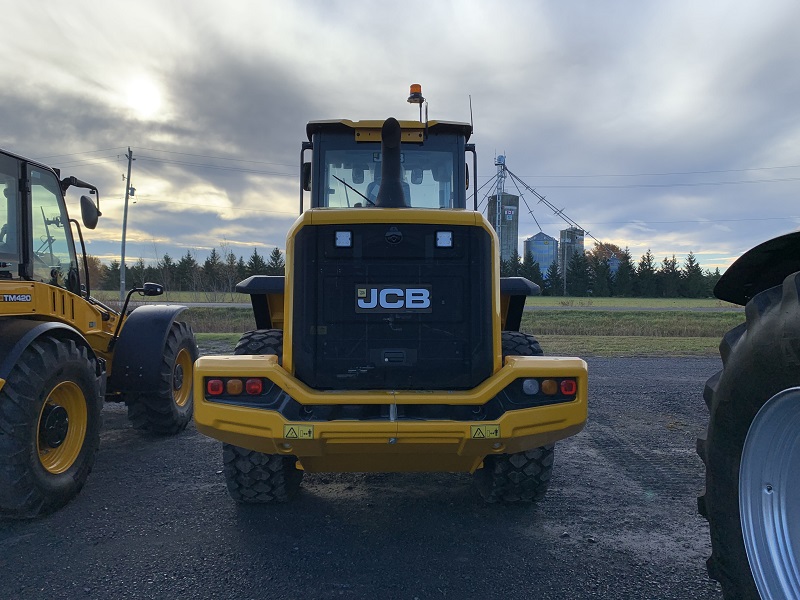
246, 378, 263, 395
207, 379, 224, 395
560, 379, 577, 395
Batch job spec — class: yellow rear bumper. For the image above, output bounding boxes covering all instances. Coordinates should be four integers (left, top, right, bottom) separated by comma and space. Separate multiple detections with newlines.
193, 355, 587, 473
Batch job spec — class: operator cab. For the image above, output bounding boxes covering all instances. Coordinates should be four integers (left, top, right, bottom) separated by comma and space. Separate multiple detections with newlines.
304, 120, 473, 210
0, 149, 96, 295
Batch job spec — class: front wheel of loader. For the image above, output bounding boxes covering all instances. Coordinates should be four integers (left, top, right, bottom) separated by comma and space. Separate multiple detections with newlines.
697, 271, 800, 599
0, 337, 102, 518
126, 321, 198, 435
474, 331, 552, 503
222, 329, 303, 503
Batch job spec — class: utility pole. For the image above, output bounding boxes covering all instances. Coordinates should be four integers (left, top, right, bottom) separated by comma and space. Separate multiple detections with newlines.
120, 147, 134, 303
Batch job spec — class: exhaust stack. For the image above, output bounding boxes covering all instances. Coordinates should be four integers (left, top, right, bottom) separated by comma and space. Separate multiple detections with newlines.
375, 117, 408, 208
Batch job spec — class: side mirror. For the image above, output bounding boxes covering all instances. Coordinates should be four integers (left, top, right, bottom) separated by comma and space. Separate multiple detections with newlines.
465, 163, 470, 190
302, 162, 311, 192
411, 168, 423, 185
80, 195, 100, 230
141, 282, 164, 297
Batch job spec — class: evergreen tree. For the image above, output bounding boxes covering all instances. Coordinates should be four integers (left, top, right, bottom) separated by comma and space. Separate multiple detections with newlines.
566, 251, 591, 297
104, 259, 121, 291
611, 247, 635, 297
704, 267, 722, 295
246, 248, 268, 276
542, 259, 561, 297
265, 247, 286, 276
680, 251, 707, 297
656, 254, 681, 297
130, 257, 147, 287
520, 249, 544, 288
589, 255, 611, 297
157, 253, 176, 292
237, 256, 248, 281
635, 249, 657, 297
175, 251, 200, 291
203, 248, 224, 290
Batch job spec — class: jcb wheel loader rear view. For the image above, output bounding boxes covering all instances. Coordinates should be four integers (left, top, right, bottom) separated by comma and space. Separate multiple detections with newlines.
0, 148, 197, 518
193, 88, 588, 504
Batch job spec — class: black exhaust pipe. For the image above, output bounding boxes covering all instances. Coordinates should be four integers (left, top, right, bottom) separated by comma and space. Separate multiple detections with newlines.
375, 117, 408, 208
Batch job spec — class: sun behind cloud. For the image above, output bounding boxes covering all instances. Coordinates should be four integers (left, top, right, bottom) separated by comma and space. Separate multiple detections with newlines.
125, 75, 163, 120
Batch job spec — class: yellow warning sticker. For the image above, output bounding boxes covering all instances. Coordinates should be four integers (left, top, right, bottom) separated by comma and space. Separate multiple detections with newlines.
284, 425, 314, 440
470, 425, 500, 439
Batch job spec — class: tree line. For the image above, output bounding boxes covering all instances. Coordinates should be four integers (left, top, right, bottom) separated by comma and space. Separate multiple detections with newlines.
86, 246, 286, 299
501, 243, 721, 298
86, 242, 720, 299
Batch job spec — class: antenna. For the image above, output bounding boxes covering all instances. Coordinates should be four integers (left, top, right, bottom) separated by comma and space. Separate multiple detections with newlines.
469, 95, 474, 134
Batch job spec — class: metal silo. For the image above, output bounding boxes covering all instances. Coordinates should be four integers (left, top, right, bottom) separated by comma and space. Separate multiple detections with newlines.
524, 232, 558, 271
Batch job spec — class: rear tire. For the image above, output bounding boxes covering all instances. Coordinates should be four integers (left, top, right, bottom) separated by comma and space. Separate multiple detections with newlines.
697, 271, 800, 599
0, 337, 102, 518
222, 444, 302, 504
474, 331, 552, 503
224, 329, 302, 503
126, 321, 198, 434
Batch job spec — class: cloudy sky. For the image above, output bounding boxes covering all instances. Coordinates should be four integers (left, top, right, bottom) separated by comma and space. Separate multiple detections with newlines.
2, 0, 799, 272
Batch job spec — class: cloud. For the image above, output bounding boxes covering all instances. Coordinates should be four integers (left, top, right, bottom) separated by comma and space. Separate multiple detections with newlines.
0, 0, 798, 276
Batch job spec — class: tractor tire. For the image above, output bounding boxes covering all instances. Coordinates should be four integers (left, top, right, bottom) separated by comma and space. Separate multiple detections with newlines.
233, 329, 283, 360
501, 330, 543, 357
473, 331, 552, 503
126, 321, 198, 435
0, 337, 102, 518
697, 271, 800, 599
224, 329, 303, 503
222, 444, 303, 504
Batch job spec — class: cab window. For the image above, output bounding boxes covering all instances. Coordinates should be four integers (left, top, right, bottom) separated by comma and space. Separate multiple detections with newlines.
29, 167, 77, 289
0, 154, 21, 276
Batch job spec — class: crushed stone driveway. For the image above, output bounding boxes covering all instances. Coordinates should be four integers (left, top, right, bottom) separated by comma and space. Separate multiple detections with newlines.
0, 354, 724, 599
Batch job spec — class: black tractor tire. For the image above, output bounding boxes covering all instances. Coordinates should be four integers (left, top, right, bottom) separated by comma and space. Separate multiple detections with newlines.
697, 271, 800, 599
224, 329, 302, 503
126, 321, 198, 435
222, 444, 303, 504
501, 330, 544, 357
473, 331, 552, 503
0, 337, 102, 518
234, 329, 283, 360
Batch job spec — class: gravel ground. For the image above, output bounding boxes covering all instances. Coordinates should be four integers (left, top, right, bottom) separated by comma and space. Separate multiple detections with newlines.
0, 351, 725, 600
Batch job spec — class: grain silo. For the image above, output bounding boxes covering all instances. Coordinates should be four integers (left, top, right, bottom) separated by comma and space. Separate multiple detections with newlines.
524, 232, 558, 270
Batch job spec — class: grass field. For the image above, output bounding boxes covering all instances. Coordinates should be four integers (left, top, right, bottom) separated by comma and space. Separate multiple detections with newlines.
189, 305, 739, 358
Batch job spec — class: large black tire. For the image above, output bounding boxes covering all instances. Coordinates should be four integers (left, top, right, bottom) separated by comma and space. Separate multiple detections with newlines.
224, 329, 303, 503
222, 444, 303, 504
234, 329, 283, 360
126, 321, 198, 435
473, 331, 552, 503
0, 337, 102, 518
697, 271, 800, 599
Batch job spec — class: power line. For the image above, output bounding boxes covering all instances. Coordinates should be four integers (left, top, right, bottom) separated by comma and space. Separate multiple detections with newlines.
34, 147, 127, 160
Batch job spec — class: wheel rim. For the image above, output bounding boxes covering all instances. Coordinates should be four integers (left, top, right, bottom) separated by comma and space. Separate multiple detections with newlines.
172, 347, 192, 408
37, 381, 88, 474
740, 387, 800, 600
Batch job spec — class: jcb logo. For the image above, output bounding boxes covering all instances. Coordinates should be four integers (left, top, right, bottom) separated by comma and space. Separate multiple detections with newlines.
356, 285, 432, 313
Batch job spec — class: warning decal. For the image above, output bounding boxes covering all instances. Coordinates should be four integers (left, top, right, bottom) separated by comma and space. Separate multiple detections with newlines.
283, 425, 314, 440
470, 425, 500, 439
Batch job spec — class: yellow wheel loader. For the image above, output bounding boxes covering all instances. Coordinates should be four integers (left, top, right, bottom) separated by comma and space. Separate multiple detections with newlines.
0, 148, 197, 518
194, 93, 587, 503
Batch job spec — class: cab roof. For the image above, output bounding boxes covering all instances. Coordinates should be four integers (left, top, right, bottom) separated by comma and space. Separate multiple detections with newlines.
306, 119, 472, 143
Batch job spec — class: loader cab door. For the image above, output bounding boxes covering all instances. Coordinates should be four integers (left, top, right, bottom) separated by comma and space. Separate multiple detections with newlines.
27, 165, 80, 294
0, 154, 22, 279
